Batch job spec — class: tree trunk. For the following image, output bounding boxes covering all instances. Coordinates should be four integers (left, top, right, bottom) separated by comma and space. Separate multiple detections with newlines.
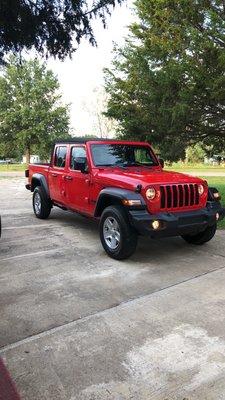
25, 147, 30, 164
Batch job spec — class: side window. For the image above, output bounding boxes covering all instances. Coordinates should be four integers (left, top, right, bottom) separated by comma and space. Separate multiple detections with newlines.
70, 146, 87, 171
54, 146, 67, 168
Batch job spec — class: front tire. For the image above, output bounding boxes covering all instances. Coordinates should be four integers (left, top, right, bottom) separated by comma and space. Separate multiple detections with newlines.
181, 223, 217, 245
33, 186, 52, 219
99, 205, 138, 260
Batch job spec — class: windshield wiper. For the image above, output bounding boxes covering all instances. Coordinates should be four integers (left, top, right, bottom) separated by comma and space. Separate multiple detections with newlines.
125, 162, 155, 168
95, 163, 114, 167
117, 161, 142, 167
96, 162, 129, 169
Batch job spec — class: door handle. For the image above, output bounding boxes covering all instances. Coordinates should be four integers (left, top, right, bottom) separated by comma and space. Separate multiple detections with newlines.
51, 173, 58, 177
64, 175, 73, 181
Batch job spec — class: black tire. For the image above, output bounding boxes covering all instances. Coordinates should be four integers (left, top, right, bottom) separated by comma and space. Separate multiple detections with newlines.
99, 205, 138, 260
181, 223, 217, 245
33, 186, 52, 219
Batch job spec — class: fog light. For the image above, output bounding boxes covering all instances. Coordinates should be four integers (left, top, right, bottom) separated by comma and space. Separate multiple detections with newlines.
213, 192, 221, 200
152, 220, 160, 230
216, 212, 220, 221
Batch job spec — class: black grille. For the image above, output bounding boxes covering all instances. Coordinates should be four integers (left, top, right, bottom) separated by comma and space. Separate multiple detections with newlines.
160, 184, 200, 209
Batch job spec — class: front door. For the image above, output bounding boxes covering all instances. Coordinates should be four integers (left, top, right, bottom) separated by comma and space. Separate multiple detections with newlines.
49, 145, 68, 204
65, 145, 91, 213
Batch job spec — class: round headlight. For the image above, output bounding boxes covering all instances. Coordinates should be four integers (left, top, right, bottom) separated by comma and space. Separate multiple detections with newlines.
146, 187, 156, 200
198, 184, 204, 195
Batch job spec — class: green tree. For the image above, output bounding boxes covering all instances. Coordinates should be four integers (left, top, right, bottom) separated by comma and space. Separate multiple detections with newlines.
0, 0, 124, 64
105, 0, 225, 161
186, 143, 206, 163
0, 57, 70, 162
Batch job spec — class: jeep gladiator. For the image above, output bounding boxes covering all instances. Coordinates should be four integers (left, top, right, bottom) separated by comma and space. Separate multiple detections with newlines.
26, 139, 225, 259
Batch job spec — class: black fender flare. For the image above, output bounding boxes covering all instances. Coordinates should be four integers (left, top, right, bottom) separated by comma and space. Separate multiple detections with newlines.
94, 187, 146, 217
31, 173, 50, 200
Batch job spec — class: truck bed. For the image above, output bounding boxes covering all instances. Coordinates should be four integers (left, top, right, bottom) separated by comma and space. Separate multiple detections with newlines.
28, 163, 50, 185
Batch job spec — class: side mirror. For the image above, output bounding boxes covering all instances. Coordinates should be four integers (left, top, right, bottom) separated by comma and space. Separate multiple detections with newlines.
159, 158, 164, 168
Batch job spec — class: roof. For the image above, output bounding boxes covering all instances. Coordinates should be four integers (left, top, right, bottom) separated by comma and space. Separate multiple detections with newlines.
54, 137, 150, 145
54, 137, 98, 144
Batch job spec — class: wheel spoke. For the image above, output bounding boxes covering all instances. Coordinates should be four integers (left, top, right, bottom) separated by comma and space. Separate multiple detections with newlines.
114, 231, 120, 242
107, 219, 114, 229
105, 234, 112, 240
110, 236, 117, 248
103, 216, 121, 250
112, 219, 118, 229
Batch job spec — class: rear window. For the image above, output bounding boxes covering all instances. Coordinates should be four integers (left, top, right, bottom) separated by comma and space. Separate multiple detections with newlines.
54, 146, 67, 168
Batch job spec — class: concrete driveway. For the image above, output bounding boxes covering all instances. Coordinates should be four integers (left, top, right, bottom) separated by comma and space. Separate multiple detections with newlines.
1, 177, 225, 400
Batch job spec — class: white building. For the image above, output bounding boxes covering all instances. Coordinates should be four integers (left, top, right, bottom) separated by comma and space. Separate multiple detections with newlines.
22, 155, 40, 164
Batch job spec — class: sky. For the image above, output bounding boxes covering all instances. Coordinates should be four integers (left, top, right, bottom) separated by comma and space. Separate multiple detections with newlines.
47, 1, 135, 137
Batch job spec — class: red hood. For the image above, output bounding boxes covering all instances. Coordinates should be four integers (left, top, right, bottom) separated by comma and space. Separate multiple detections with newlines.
94, 167, 207, 213
95, 167, 205, 190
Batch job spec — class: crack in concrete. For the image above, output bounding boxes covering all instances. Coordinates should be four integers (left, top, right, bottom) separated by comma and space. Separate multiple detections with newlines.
0, 247, 71, 262
1, 262, 225, 354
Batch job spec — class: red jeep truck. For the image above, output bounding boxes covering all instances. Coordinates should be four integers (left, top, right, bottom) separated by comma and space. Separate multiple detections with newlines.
26, 139, 225, 259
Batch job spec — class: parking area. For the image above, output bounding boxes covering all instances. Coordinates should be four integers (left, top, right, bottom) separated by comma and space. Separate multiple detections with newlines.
1, 177, 225, 399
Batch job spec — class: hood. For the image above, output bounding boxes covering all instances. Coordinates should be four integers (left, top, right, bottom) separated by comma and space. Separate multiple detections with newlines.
95, 167, 204, 190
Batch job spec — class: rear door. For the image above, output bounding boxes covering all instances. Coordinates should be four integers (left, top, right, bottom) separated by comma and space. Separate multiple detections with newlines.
65, 145, 91, 213
49, 145, 68, 204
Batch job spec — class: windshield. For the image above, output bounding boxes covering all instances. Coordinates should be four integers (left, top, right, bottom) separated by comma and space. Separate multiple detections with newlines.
91, 144, 158, 167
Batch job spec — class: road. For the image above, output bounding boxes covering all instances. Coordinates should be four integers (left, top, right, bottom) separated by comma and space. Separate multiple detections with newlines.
1, 177, 225, 399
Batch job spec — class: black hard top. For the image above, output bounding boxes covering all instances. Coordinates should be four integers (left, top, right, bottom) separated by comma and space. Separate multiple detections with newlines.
54, 137, 128, 145
55, 137, 95, 144
55, 137, 116, 144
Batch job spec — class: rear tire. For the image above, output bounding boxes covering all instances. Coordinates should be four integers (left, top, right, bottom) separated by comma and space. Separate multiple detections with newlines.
181, 223, 217, 245
99, 205, 138, 260
33, 186, 52, 219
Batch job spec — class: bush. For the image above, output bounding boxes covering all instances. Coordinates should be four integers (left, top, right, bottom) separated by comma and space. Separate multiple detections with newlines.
185, 144, 206, 164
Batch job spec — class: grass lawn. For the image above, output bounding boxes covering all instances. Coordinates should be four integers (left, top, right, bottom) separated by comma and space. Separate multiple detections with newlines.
0, 163, 26, 171
166, 163, 225, 175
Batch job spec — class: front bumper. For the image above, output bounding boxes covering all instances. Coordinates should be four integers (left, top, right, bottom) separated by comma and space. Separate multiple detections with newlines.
129, 201, 225, 238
